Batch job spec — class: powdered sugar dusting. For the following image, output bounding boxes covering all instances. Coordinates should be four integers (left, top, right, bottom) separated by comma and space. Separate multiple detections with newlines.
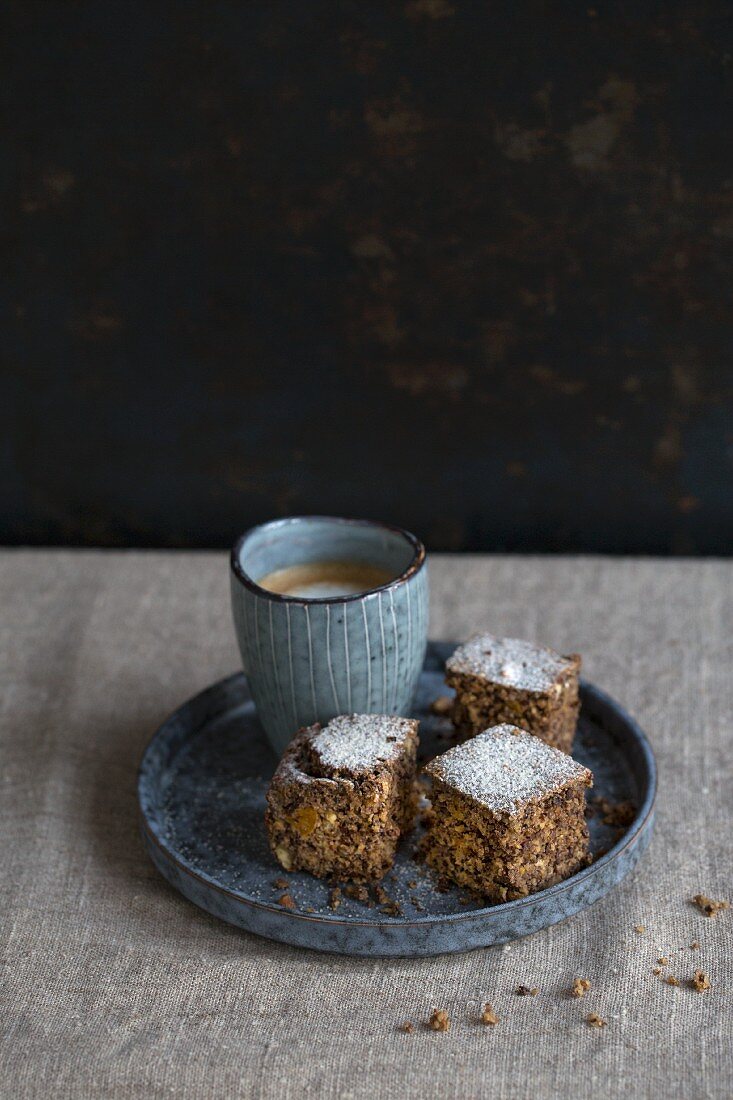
425, 724, 591, 814
447, 634, 576, 692
310, 714, 416, 773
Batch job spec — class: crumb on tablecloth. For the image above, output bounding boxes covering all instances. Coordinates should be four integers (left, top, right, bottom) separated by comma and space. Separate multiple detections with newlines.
634, 924, 646, 933
516, 985, 539, 996
428, 1009, 450, 1032
689, 970, 711, 992
586, 1013, 606, 1028
481, 1004, 499, 1025
399, 1021, 414, 1033
692, 893, 729, 918
571, 978, 591, 998
664, 975, 680, 987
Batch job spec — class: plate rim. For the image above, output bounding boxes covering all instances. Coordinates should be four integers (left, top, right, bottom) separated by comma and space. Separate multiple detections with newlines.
137, 650, 657, 931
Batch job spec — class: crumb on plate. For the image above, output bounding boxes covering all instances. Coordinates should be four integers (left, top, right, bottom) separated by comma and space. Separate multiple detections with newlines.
430, 696, 454, 717
329, 887, 342, 911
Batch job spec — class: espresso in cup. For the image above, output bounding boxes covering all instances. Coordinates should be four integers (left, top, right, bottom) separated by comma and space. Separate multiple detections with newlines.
230, 516, 429, 754
257, 560, 394, 599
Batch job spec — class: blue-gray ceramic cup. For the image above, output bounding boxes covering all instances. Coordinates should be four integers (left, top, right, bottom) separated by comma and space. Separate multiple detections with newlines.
230, 516, 429, 755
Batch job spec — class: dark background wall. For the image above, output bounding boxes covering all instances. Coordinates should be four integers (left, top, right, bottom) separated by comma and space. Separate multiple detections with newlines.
3, 1, 732, 554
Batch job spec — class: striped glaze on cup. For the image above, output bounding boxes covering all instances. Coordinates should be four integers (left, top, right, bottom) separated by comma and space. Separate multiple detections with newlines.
230, 517, 429, 756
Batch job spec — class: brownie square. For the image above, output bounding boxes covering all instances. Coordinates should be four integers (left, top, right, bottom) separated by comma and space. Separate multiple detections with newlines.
421, 724, 592, 901
446, 633, 581, 752
265, 714, 419, 882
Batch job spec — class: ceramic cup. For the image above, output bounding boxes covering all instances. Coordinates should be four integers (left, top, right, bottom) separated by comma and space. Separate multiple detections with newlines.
230, 516, 429, 755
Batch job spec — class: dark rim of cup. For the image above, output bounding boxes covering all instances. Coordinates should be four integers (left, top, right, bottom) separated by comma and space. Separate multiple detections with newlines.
230, 516, 427, 605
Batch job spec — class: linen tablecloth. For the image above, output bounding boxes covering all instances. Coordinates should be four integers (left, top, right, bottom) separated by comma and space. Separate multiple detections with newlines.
1, 550, 731, 1099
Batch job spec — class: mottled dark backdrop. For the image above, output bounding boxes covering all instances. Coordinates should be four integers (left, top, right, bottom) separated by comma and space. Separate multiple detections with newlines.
3, 2, 732, 553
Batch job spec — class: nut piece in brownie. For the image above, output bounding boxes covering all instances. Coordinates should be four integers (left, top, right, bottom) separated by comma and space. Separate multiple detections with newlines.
421, 725, 592, 901
265, 714, 419, 882
446, 633, 581, 752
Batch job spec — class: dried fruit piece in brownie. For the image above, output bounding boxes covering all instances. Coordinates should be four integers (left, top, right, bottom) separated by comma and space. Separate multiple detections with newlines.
421, 725, 592, 901
265, 714, 419, 882
445, 634, 581, 752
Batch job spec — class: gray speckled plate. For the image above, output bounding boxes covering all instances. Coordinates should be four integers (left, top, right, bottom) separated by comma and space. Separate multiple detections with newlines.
138, 642, 656, 957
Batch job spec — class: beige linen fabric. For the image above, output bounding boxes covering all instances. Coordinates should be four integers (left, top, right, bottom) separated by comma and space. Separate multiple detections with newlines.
1, 550, 731, 1100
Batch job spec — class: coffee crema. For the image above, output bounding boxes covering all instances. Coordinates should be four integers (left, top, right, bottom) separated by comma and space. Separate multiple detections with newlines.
256, 560, 395, 599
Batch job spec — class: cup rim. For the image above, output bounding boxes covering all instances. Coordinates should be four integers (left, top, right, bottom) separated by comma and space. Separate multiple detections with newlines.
230, 515, 427, 605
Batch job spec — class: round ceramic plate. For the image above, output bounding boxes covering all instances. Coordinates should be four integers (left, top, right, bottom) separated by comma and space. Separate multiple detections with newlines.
138, 642, 656, 957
